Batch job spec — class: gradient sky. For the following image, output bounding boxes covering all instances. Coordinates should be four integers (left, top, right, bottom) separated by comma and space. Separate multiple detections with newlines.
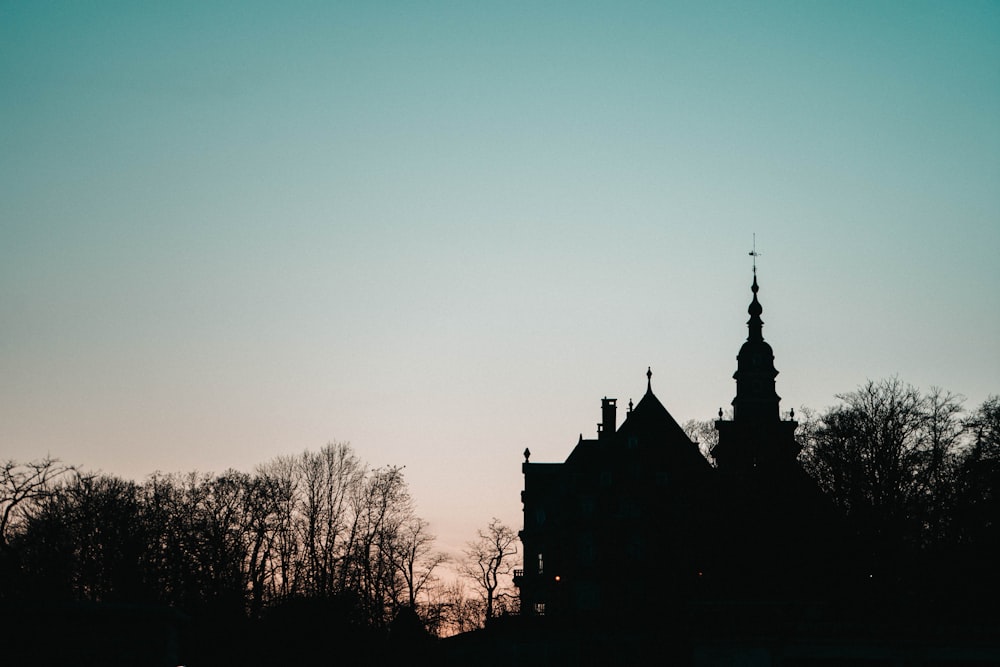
2, 2, 998, 557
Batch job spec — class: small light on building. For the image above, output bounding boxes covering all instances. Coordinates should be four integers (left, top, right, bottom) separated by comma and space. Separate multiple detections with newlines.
554, 575, 561, 582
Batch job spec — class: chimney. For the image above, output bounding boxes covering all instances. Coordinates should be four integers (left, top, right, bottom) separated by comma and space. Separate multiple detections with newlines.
600, 397, 617, 441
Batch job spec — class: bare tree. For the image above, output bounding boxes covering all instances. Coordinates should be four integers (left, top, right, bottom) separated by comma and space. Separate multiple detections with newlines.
963, 395, 1000, 461
427, 579, 484, 635
253, 455, 301, 601
342, 464, 412, 626
0, 457, 73, 549
459, 518, 518, 623
15, 472, 145, 602
954, 395, 1000, 547
798, 378, 967, 553
392, 517, 448, 609
298, 443, 363, 598
241, 469, 293, 616
683, 418, 720, 464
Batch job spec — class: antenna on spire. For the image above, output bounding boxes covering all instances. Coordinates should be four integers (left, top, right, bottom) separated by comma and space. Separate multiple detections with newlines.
748, 233, 761, 275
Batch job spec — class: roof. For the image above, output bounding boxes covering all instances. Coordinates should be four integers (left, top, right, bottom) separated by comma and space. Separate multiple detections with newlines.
561, 385, 710, 472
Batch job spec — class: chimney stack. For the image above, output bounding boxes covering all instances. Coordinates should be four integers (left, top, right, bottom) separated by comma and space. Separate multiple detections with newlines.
600, 397, 617, 441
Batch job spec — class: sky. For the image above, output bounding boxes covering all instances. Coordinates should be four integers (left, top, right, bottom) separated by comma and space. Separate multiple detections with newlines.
2, 1, 998, 559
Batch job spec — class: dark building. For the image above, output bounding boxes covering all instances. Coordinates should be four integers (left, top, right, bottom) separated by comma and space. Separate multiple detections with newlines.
515, 371, 714, 621
515, 268, 834, 620
448, 268, 1000, 666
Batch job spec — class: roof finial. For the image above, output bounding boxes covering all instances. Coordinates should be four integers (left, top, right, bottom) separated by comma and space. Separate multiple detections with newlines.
749, 232, 761, 277
646, 366, 652, 393
746, 235, 764, 341
628, 398, 634, 413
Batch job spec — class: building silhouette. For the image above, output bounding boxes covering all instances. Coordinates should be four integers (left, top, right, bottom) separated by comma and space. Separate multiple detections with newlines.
515, 267, 841, 621
440, 268, 1000, 666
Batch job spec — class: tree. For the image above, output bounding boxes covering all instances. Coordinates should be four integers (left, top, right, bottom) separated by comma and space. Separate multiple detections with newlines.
682, 418, 720, 464
252, 455, 301, 602
796, 377, 974, 605
799, 379, 963, 537
392, 517, 448, 611
297, 443, 363, 598
13, 472, 148, 602
963, 395, 1000, 461
242, 465, 295, 617
424, 579, 483, 636
0, 457, 74, 550
356, 465, 412, 626
953, 396, 1000, 548
459, 518, 518, 624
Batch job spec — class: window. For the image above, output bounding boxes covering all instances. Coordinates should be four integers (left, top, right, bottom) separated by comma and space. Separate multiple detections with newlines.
534, 603, 546, 616
537, 553, 544, 574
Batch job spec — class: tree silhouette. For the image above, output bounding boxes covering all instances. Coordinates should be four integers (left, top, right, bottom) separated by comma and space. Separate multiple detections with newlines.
796, 380, 1000, 613
0, 441, 449, 647
798, 379, 966, 551
0, 456, 73, 551
392, 517, 448, 609
460, 518, 518, 624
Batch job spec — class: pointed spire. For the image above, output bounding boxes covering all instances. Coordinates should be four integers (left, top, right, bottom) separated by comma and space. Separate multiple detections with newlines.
747, 268, 764, 342
747, 235, 764, 342
646, 366, 653, 393
731, 252, 781, 423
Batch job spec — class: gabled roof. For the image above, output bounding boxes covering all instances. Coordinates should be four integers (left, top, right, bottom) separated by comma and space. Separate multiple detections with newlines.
617, 387, 710, 469
619, 387, 691, 445
561, 369, 711, 472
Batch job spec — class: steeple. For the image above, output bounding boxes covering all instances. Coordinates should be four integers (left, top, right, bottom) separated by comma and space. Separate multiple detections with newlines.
712, 247, 800, 472
746, 234, 765, 344
731, 267, 780, 422
747, 269, 763, 342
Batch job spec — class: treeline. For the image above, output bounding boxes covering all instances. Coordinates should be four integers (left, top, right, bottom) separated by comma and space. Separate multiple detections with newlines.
795, 380, 1000, 611
0, 443, 477, 662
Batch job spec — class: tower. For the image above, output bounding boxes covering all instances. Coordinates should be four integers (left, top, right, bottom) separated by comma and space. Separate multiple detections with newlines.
712, 264, 799, 471
707, 259, 836, 602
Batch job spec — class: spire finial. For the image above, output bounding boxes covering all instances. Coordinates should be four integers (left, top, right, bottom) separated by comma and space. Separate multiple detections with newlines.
628, 398, 634, 413
646, 366, 652, 392
746, 236, 764, 341
749, 232, 761, 277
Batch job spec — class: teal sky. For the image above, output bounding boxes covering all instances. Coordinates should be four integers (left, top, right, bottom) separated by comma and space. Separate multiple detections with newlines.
2, 2, 998, 555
